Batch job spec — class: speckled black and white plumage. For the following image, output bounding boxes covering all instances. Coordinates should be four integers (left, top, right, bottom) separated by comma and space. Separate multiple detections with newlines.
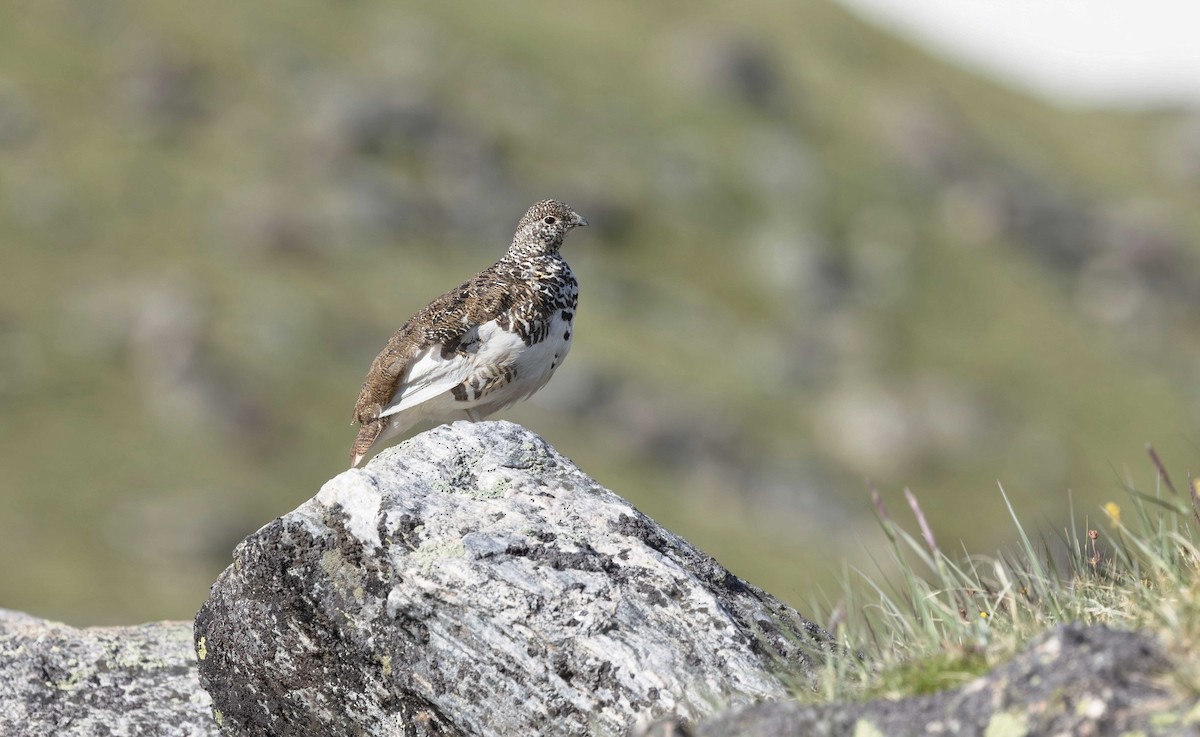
350, 199, 587, 466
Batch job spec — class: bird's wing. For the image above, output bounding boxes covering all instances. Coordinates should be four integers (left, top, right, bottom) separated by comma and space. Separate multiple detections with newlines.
380, 317, 539, 418
352, 278, 511, 425
377, 334, 478, 418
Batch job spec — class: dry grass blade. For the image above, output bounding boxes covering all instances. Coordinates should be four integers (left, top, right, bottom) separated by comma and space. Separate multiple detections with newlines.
905, 488, 940, 558
1146, 443, 1179, 496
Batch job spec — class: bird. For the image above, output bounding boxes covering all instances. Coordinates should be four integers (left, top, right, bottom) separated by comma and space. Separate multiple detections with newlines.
349, 199, 588, 467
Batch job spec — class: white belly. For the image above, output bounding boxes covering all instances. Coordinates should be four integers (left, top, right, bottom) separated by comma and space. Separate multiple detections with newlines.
468, 313, 573, 415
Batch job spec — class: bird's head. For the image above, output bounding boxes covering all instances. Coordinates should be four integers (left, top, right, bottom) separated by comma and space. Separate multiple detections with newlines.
511, 199, 588, 255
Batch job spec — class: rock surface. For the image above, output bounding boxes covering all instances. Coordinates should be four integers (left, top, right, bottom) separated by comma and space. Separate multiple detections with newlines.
652, 623, 1196, 737
194, 420, 829, 737
0, 608, 216, 737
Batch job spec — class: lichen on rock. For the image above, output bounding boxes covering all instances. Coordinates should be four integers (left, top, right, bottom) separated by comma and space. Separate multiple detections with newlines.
0, 609, 217, 737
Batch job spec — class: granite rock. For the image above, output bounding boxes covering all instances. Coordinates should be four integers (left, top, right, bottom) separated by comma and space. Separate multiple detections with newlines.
0, 608, 216, 737
194, 420, 828, 737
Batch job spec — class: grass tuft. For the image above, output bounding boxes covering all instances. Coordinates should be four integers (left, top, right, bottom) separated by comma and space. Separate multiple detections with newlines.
803, 444, 1200, 703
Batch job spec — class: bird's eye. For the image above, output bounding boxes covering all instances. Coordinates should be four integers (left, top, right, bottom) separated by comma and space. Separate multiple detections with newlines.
543, 216, 557, 225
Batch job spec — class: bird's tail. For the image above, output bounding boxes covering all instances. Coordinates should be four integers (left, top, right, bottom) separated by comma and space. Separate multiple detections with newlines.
350, 419, 386, 468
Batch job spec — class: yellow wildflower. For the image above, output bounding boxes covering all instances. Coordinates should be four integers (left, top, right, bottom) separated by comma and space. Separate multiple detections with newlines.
1103, 502, 1121, 527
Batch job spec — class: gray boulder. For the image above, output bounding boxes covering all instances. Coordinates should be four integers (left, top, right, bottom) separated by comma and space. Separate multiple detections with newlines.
650, 623, 1195, 737
0, 608, 216, 737
194, 420, 828, 737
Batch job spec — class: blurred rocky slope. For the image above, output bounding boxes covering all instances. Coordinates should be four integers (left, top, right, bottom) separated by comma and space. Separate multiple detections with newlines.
2, 1, 1199, 623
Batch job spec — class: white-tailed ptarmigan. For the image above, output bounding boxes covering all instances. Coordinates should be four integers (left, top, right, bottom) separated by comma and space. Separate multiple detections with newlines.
350, 199, 587, 467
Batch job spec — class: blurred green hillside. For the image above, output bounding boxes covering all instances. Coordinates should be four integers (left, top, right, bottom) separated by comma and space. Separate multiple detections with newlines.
3, 0, 1200, 625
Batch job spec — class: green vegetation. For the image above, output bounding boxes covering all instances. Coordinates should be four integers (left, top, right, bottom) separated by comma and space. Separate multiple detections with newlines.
808, 446, 1200, 703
